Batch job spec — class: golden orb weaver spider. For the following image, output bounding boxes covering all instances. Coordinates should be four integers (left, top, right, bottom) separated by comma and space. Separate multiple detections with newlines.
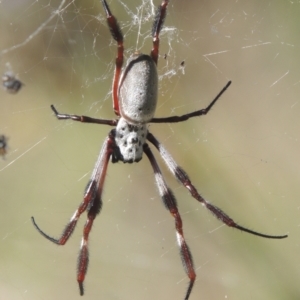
31, 0, 288, 298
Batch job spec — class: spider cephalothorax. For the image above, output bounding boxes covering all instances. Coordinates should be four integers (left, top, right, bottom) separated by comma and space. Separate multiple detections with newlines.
32, 0, 287, 299
114, 117, 148, 163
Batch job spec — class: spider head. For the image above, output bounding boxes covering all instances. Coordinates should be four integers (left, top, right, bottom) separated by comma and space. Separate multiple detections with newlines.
114, 118, 148, 163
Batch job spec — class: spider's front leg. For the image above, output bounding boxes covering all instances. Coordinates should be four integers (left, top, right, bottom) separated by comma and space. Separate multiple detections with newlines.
144, 143, 196, 300
32, 131, 117, 295
147, 132, 288, 240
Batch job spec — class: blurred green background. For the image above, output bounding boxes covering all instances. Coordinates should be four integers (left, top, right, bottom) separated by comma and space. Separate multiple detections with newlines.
0, 0, 299, 299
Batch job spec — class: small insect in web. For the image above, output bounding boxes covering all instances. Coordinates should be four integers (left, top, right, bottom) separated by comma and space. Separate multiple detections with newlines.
31, 0, 288, 299
0, 135, 8, 157
2, 71, 23, 94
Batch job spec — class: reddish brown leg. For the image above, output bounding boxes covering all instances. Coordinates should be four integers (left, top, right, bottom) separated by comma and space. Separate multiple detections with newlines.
147, 133, 288, 240
32, 132, 117, 295
151, 81, 232, 123
144, 143, 196, 300
101, 0, 124, 115
50, 105, 118, 126
151, 0, 169, 64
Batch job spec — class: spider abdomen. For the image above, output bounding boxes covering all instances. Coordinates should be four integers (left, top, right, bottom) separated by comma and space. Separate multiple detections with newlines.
118, 53, 158, 124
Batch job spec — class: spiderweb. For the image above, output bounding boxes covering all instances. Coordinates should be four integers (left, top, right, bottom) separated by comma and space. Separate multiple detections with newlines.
0, 1, 299, 299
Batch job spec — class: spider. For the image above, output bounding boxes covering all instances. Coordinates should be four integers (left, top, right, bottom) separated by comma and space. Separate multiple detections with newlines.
0, 135, 8, 157
31, 0, 288, 299
2, 72, 22, 94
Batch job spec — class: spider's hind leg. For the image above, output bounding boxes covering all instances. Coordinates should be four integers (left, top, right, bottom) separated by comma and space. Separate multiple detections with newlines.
101, 0, 124, 116
151, 0, 169, 64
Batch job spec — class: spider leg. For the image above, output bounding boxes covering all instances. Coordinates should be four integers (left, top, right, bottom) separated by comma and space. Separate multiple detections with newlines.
143, 143, 195, 300
151, 0, 169, 64
101, 0, 124, 116
50, 105, 117, 126
32, 131, 117, 295
147, 133, 288, 239
151, 81, 231, 123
